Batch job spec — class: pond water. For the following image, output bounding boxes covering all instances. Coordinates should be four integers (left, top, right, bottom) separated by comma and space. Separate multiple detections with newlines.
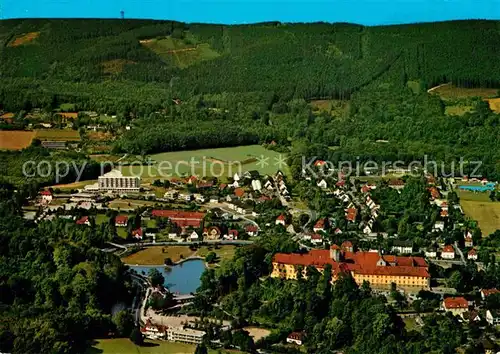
459, 183, 495, 192
129, 259, 206, 294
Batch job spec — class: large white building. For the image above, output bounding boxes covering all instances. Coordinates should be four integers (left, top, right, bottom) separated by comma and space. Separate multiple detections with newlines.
97, 169, 140, 192
166, 326, 205, 344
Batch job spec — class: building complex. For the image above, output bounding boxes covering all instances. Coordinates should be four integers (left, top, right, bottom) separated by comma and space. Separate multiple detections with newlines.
271, 245, 430, 289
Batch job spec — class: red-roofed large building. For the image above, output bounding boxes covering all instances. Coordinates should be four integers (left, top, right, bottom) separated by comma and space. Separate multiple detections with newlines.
443, 297, 468, 316
151, 210, 205, 228
271, 246, 430, 289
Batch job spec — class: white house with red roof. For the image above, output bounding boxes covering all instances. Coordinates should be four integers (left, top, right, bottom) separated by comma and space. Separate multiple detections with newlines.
480, 288, 500, 300
313, 218, 327, 233
132, 228, 143, 240
39, 190, 53, 203
310, 233, 323, 244
286, 332, 304, 346
245, 225, 259, 237
441, 245, 455, 259
225, 229, 239, 240
76, 216, 90, 226
467, 249, 478, 260
464, 231, 473, 247
442, 297, 468, 316
115, 215, 128, 227
276, 214, 286, 226
141, 318, 166, 339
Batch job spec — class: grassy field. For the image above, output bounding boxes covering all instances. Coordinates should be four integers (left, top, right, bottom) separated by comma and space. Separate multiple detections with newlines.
87, 338, 239, 354
430, 83, 498, 99
461, 200, 500, 236
121, 145, 289, 179
122, 246, 196, 265
108, 199, 159, 210
403, 317, 422, 332
101, 59, 136, 74
444, 105, 473, 116
140, 35, 220, 69
35, 129, 81, 141
50, 180, 97, 191
486, 98, 500, 113
0, 130, 35, 150
121, 245, 237, 265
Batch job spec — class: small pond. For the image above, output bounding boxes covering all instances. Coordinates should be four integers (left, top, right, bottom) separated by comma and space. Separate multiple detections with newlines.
129, 259, 206, 294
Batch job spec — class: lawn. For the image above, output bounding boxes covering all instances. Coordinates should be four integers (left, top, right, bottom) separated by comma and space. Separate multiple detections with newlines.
108, 199, 159, 210
87, 338, 239, 354
0, 130, 35, 150
50, 180, 97, 191
121, 245, 238, 265
35, 129, 81, 141
121, 145, 289, 179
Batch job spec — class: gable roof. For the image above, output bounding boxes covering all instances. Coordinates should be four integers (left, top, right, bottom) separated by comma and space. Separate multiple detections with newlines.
115, 215, 128, 224
442, 245, 454, 253
76, 216, 89, 224
443, 297, 468, 309
234, 188, 245, 197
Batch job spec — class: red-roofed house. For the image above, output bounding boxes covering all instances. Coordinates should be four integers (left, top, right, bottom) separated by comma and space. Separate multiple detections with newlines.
481, 288, 500, 300
234, 188, 245, 198
202, 226, 221, 240
346, 208, 357, 222
388, 179, 405, 190
132, 228, 143, 239
245, 225, 259, 237
441, 245, 455, 259
286, 332, 304, 346
151, 210, 205, 228
141, 318, 166, 339
115, 215, 128, 227
428, 187, 440, 200
226, 229, 239, 240
185, 176, 198, 185
271, 247, 430, 289
311, 233, 323, 244
341, 240, 353, 252
313, 218, 327, 233
443, 297, 468, 316
440, 209, 448, 218
196, 181, 214, 189
276, 214, 286, 226
39, 190, 53, 203
468, 248, 478, 260
314, 160, 326, 167
464, 231, 473, 247
76, 216, 90, 226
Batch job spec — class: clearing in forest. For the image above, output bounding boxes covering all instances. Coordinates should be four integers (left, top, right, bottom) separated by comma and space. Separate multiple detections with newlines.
140, 35, 220, 68
429, 83, 498, 99
7, 32, 40, 47
485, 98, 500, 113
0, 131, 35, 150
101, 59, 136, 74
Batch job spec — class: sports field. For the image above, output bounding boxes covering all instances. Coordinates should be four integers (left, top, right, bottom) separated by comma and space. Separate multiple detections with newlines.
458, 188, 500, 236
35, 129, 81, 141
0, 130, 35, 150
121, 145, 289, 179
87, 338, 238, 354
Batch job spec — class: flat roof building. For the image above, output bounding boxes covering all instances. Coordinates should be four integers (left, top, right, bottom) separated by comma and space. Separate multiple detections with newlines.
166, 326, 205, 345
97, 169, 140, 192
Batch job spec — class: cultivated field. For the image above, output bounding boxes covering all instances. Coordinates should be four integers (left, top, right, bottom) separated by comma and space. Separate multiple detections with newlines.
87, 338, 238, 354
429, 83, 498, 99
35, 129, 81, 141
7, 32, 40, 47
121, 145, 289, 179
0, 130, 35, 150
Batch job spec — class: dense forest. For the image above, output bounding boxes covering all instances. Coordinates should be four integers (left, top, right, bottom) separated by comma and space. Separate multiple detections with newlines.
0, 19, 500, 112
0, 183, 135, 353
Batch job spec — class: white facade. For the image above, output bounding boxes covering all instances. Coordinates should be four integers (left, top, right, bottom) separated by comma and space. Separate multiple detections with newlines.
98, 169, 140, 192
166, 327, 205, 344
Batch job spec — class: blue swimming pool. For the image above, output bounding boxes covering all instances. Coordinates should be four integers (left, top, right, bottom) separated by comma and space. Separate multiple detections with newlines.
459, 183, 495, 192
129, 259, 206, 294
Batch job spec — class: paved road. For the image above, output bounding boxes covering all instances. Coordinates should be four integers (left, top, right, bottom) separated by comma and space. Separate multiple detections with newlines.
453, 241, 466, 265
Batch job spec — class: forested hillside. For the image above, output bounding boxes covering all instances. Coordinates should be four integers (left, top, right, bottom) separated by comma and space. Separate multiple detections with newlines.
0, 19, 499, 112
